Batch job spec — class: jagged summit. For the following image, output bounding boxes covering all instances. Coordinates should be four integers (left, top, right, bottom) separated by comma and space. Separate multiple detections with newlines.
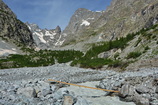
55, 26, 61, 33
26, 23, 63, 49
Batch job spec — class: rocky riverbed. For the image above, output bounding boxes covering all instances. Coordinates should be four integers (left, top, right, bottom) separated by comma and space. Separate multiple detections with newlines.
0, 64, 158, 105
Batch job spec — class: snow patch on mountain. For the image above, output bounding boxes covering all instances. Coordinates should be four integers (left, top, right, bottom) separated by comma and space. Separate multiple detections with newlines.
87, 18, 95, 20
33, 32, 46, 44
26, 23, 62, 49
81, 20, 90, 26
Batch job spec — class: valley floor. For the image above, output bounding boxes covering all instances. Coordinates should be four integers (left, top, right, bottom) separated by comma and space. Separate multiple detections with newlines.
0, 64, 158, 105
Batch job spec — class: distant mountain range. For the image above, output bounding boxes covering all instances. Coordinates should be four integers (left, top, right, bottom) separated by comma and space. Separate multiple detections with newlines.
0, 0, 158, 70
25, 8, 102, 49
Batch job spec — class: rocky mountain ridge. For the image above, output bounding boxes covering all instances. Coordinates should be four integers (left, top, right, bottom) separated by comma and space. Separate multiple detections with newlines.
61, 8, 103, 45
25, 8, 103, 49
59, 0, 158, 51
26, 23, 63, 49
0, 0, 34, 47
0, 0, 35, 56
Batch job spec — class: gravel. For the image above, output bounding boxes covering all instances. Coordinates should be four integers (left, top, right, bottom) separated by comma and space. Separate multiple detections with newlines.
0, 64, 116, 83
0, 64, 158, 105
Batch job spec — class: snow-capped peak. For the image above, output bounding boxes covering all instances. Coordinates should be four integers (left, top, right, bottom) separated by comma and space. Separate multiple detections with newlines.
26, 23, 63, 49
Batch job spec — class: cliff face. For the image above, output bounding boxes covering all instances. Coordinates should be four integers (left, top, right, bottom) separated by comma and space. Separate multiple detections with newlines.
0, 0, 34, 47
61, 8, 102, 45
90, 0, 158, 40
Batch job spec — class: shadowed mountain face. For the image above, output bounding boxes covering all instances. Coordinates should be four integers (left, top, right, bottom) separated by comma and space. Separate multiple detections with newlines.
0, 0, 34, 47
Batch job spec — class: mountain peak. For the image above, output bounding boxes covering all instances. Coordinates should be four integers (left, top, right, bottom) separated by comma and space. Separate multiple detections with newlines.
26, 23, 63, 49
55, 26, 61, 33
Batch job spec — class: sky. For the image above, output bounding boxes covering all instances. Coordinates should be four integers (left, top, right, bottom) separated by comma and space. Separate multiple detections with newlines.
3, 0, 112, 30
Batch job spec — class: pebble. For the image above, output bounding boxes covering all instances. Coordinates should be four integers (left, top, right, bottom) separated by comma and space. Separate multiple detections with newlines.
0, 64, 158, 105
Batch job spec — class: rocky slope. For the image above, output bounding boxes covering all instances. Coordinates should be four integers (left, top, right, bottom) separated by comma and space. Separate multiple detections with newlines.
91, 0, 158, 39
59, 0, 158, 51
61, 8, 102, 45
26, 23, 63, 49
0, 0, 34, 46
54, 0, 158, 70
0, 0, 35, 56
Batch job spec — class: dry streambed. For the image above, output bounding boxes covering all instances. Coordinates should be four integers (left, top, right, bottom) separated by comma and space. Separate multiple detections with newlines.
0, 64, 158, 105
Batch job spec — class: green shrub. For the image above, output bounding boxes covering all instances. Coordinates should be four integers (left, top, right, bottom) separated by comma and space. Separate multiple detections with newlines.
71, 58, 114, 69
144, 46, 150, 51
126, 52, 142, 59
108, 60, 122, 68
152, 35, 156, 39
0, 49, 84, 69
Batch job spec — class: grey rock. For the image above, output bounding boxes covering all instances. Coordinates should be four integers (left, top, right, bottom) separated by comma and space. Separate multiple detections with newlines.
17, 87, 37, 98
120, 84, 129, 98
154, 94, 158, 99
151, 100, 158, 105
142, 94, 151, 99
35, 81, 52, 97
53, 88, 69, 100
134, 94, 149, 105
99, 76, 123, 90
155, 86, 158, 93
63, 95, 74, 105
74, 97, 89, 105
136, 85, 149, 94
38, 81, 50, 90
51, 85, 57, 92
98, 52, 109, 59
128, 85, 135, 96
37, 92, 43, 98
41, 89, 51, 97
139, 98, 150, 105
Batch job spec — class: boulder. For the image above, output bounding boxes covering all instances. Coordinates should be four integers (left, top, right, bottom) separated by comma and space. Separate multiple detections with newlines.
120, 84, 130, 98
63, 95, 74, 105
134, 94, 149, 105
41, 89, 51, 97
74, 97, 89, 105
17, 87, 36, 98
38, 81, 50, 90
136, 85, 149, 94
53, 88, 69, 100
51, 85, 57, 92
155, 86, 158, 93
99, 76, 124, 90
98, 52, 109, 59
